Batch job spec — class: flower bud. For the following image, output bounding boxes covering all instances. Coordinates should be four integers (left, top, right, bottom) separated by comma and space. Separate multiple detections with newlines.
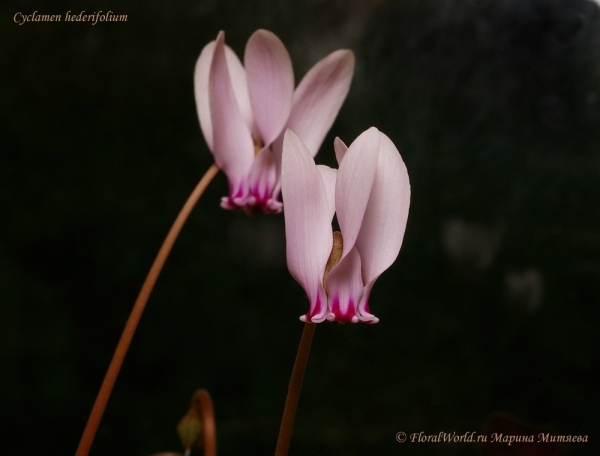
177, 410, 202, 450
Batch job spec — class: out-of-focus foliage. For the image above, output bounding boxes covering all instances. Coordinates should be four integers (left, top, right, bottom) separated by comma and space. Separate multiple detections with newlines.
1, 0, 599, 455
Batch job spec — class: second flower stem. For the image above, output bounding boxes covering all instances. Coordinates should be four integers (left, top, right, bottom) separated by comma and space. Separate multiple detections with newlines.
193, 389, 217, 456
274, 322, 317, 456
75, 163, 220, 456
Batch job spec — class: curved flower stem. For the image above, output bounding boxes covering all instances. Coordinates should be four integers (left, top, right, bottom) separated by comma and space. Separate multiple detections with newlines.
75, 163, 220, 456
274, 323, 317, 456
193, 389, 217, 456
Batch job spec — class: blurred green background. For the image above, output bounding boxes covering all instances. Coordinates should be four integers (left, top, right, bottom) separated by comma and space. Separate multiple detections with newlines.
2, 0, 599, 455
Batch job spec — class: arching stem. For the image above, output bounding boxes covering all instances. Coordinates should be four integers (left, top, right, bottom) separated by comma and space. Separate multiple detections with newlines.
274, 323, 316, 456
193, 389, 217, 456
75, 163, 220, 456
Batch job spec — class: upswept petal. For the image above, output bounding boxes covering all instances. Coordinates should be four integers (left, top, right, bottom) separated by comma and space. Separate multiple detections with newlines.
194, 39, 254, 150
356, 282, 379, 324
269, 130, 285, 186
355, 131, 411, 286
335, 127, 380, 258
333, 137, 348, 165
299, 286, 328, 323
245, 30, 294, 146
316, 165, 337, 222
325, 246, 363, 323
194, 41, 216, 151
282, 130, 332, 322
246, 146, 282, 214
209, 32, 255, 203
284, 50, 355, 156
224, 44, 254, 134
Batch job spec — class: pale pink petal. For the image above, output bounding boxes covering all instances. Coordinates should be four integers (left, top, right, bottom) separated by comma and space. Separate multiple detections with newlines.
316, 165, 337, 222
299, 286, 328, 323
324, 246, 363, 323
356, 282, 379, 324
285, 49, 355, 156
210, 32, 254, 206
194, 39, 254, 150
224, 45, 254, 134
245, 30, 294, 146
194, 40, 216, 151
355, 131, 410, 286
333, 137, 348, 165
282, 130, 332, 323
246, 146, 282, 214
270, 131, 285, 186
335, 127, 380, 258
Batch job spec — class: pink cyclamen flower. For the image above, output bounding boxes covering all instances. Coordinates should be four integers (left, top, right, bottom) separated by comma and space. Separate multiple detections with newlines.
194, 29, 355, 214
282, 127, 410, 323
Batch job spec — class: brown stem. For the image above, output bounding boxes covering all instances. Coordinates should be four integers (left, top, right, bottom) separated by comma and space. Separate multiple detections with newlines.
193, 389, 217, 456
75, 163, 220, 456
274, 323, 317, 456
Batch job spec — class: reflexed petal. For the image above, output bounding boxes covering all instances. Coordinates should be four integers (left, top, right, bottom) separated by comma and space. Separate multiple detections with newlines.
194, 41, 216, 150
333, 137, 348, 165
194, 39, 254, 150
324, 246, 363, 323
335, 127, 380, 258
245, 30, 294, 145
284, 50, 355, 156
299, 286, 328, 323
356, 282, 379, 324
316, 165, 337, 222
282, 130, 332, 322
355, 131, 410, 285
224, 44, 254, 134
210, 32, 254, 205
269, 131, 285, 185
246, 146, 282, 214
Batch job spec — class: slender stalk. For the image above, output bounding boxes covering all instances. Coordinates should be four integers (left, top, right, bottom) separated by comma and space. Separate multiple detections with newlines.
193, 389, 217, 456
274, 323, 317, 456
75, 163, 220, 456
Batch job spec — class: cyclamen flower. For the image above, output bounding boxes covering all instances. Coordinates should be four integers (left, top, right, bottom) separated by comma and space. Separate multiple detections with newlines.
194, 29, 355, 214
281, 127, 410, 323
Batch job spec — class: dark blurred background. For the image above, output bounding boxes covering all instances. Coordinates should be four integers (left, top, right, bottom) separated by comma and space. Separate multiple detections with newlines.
2, 0, 599, 455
